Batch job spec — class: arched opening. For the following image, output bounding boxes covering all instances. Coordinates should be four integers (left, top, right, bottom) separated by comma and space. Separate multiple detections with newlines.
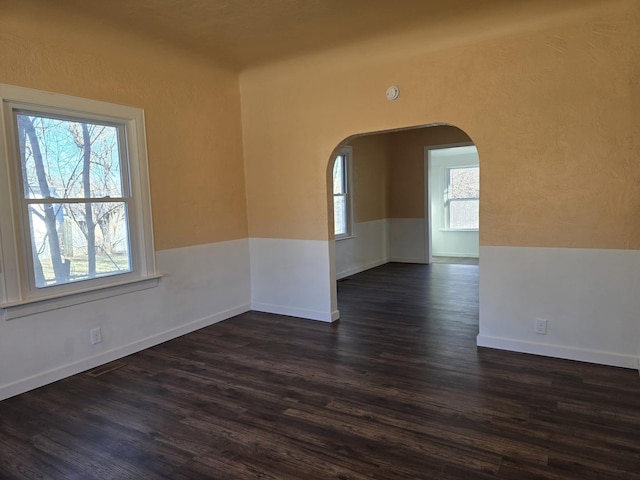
327, 123, 479, 326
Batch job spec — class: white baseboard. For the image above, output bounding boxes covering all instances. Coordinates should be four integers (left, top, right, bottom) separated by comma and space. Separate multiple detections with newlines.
251, 302, 335, 323
0, 303, 250, 401
477, 334, 638, 370
336, 258, 388, 280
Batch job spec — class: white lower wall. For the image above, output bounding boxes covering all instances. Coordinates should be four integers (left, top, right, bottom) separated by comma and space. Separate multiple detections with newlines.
250, 238, 336, 322
0, 239, 251, 401
432, 229, 479, 257
335, 218, 428, 279
388, 218, 427, 263
11, 238, 637, 402
478, 246, 640, 369
335, 219, 388, 279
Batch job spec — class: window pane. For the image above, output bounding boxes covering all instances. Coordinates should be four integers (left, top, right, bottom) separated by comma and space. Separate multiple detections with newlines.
16, 113, 123, 200
333, 155, 345, 194
334, 196, 346, 235
449, 166, 479, 199
28, 202, 131, 288
450, 200, 479, 229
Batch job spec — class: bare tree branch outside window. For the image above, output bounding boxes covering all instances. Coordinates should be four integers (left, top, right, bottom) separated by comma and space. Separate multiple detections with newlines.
16, 113, 131, 288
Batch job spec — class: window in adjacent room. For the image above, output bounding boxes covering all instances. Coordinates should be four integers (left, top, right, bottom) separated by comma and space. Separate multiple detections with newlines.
332, 147, 352, 238
446, 166, 479, 230
0, 83, 158, 319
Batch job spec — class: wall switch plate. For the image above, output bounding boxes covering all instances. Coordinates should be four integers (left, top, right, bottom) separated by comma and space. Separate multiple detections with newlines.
90, 327, 102, 344
534, 318, 547, 335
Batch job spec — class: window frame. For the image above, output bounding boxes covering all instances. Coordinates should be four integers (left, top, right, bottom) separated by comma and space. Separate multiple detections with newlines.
0, 84, 159, 319
332, 146, 353, 240
445, 165, 479, 231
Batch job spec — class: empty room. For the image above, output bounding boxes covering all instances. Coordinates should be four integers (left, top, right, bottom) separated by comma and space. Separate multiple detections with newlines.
1, 0, 639, 478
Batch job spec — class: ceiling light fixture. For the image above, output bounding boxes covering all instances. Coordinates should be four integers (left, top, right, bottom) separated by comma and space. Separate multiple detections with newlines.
386, 85, 400, 101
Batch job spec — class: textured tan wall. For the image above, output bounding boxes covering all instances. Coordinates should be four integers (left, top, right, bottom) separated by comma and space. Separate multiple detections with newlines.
388, 126, 471, 219
241, 0, 640, 249
347, 135, 390, 223
0, 2, 248, 251
347, 126, 470, 222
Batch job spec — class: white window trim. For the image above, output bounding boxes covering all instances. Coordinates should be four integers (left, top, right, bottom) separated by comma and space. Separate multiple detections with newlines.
0, 83, 159, 320
333, 146, 353, 240
445, 164, 479, 232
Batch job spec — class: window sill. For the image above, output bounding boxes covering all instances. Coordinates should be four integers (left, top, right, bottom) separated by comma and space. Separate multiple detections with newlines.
335, 234, 357, 242
440, 228, 479, 232
1, 274, 162, 320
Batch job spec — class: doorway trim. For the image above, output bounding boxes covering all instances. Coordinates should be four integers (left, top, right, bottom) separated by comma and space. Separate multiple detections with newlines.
424, 142, 475, 264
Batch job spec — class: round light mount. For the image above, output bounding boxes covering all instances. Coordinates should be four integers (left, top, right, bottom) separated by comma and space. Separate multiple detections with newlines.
386, 85, 400, 101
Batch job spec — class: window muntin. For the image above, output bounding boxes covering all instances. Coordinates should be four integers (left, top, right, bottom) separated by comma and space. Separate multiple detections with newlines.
332, 148, 351, 238
0, 83, 157, 316
446, 166, 479, 230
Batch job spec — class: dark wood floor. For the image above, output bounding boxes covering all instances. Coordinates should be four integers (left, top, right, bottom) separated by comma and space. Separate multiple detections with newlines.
1, 262, 639, 479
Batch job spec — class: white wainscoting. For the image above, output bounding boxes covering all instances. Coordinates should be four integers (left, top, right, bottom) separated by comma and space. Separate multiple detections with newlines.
478, 246, 640, 369
5, 239, 637, 401
250, 238, 336, 322
432, 229, 479, 258
388, 218, 427, 263
335, 219, 388, 279
0, 239, 251, 401
335, 218, 428, 280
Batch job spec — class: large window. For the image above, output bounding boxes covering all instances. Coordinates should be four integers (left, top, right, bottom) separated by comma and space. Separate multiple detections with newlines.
332, 147, 352, 238
0, 84, 157, 319
446, 166, 479, 230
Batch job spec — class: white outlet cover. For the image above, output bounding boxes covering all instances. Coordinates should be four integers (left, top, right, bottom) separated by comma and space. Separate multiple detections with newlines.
90, 327, 102, 344
534, 318, 547, 335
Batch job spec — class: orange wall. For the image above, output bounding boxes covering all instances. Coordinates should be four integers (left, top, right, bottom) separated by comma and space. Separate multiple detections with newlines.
0, 2, 248, 251
241, 0, 640, 249
4, 1, 639, 251
388, 126, 471, 219
347, 135, 389, 223
346, 126, 470, 222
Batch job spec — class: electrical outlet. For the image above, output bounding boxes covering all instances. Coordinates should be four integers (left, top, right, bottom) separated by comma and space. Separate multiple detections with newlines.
534, 318, 547, 335
90, 327, 102, 345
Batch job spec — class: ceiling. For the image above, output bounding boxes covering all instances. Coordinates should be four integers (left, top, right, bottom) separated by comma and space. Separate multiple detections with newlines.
32, 0, 530, 69
20, 0, 599, 70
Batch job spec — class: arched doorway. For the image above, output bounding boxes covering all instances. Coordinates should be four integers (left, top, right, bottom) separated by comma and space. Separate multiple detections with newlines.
327, 123, 479, 321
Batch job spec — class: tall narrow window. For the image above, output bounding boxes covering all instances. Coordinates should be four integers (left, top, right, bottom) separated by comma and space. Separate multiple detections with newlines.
446, 166, 479, 230
0, 84, 157, 319
332, 147, 352, 238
